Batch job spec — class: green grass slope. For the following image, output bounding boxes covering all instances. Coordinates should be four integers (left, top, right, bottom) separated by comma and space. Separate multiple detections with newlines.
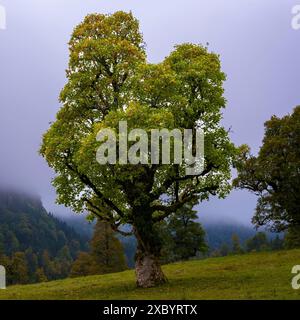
1, 249, 300, 300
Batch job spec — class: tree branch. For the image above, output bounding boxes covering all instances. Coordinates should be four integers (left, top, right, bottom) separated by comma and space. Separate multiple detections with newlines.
65, 161, 126, 218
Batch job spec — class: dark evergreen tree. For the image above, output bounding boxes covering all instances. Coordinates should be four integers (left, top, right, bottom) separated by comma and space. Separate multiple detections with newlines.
246, 232, 269, 252
158, 202, 208, 263
271, 235, 284, 251
284, 226, 300, 249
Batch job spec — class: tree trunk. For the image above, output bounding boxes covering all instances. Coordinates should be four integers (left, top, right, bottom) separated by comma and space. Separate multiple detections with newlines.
133, 213, 167, 288
135, 248, 166, 288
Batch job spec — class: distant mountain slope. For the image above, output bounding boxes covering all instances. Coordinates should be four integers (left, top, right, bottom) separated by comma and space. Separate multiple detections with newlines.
62, 214, 95, 239
0, 189, 88, 257
0, 189, 89, 284
202, 222, 256, 250
201, 220, 283, 251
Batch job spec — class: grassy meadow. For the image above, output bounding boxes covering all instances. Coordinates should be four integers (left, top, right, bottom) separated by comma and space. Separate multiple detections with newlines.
1, 249, 300, 300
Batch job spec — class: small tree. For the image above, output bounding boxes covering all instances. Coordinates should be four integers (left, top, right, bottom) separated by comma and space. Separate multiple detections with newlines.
40, 12, 236, 287
219, 243, 230, 256
90, 221, 127, 273
71, 221, 127, 276
158, 202, 207, 263
56, 246, 73, 278
231, 234, 243, 254
10, 252, 29, 284
70, 252, 94, 277
270, 235, 284, 251
284, 226, 300, 249
234, 106, 300, 247
41, 250, 55, 280
35, 268, 48, 283
246, 232, 269, 252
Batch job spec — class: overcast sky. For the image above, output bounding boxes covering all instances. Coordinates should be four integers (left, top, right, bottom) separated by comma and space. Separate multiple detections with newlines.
0, 0, 299, 225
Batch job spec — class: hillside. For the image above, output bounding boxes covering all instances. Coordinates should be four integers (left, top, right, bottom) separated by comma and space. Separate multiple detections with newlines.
1, 249, 300, 300
0, 190, 88, 255
0, 189, 89, 284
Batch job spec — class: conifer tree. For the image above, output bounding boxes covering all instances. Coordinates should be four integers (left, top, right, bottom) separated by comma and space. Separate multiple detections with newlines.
71, 220, 127, 276
90, 221, 127, 273
10, 252, 29, 284
231, 234, 243, 254
35, 268, 48, 282
158, 202, 207, 263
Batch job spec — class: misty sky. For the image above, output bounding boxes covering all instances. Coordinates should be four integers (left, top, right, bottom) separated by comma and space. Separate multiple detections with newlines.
0, 0, 299, 225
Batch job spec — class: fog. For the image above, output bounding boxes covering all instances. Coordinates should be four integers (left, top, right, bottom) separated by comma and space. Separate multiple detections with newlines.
0, 0, 299, 224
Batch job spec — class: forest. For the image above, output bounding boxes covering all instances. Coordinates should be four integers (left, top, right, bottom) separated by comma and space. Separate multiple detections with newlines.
0, 187, 286, 285
0, 190, 88, 284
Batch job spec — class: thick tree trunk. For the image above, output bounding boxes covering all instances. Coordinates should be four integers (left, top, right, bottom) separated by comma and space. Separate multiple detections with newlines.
135, 249, 166, 288
133, 212, 167, 288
